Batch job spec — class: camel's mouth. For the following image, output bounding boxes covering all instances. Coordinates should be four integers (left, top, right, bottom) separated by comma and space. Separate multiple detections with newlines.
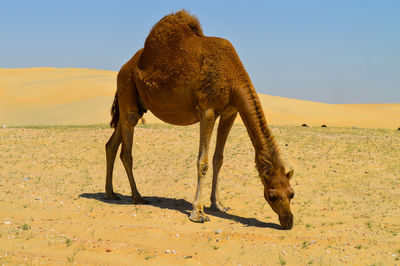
279, 213, 294, 230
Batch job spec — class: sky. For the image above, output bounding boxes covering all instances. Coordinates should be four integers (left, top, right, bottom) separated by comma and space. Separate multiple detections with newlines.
1, 1, 399, 104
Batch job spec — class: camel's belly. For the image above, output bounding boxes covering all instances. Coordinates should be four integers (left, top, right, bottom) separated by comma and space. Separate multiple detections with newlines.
137, 81, 201, 125
150, 109, 200, 126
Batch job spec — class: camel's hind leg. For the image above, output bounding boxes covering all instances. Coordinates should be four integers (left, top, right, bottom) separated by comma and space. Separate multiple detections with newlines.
118, 72, 147, 204
105, 122, 122, 199
119, 114, 147, 204
189, 109, 216, 223
210, 112, 238, 211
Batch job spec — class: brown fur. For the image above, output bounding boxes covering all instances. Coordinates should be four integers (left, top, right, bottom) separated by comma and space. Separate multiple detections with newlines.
110, 93, 119, 128
154, 9, 203, 37
105, 10, 295, 229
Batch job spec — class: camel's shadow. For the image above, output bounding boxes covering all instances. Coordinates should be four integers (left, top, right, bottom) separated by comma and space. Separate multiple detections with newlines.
79, 192, 282, 230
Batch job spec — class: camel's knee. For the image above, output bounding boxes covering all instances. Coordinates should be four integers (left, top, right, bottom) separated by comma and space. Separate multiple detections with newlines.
120, 150, 132, 164
105, 139, 118, 154
106, 141, 120, 163
106, 125, 122, 154
197, 160, 209, 177
213, 154, 223, 169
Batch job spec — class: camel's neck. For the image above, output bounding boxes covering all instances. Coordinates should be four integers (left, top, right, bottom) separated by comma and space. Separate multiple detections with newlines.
233, 86, 283, 173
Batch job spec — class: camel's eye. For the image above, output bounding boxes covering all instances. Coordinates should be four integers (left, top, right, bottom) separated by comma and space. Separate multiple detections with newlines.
269, 195, 278, 201
289, 192, 295, 199
269, 191, 278, 201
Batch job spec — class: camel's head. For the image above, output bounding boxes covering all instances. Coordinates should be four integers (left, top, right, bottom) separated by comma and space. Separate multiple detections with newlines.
260, 167, 295, 230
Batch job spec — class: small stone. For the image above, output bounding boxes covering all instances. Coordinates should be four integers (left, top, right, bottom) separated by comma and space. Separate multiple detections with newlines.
4, 221, 11, 225
333, 169, 338, 173
184, 255, 192, 259
214, 229, 222, 234
364, 171, 368, 174
172, 250, 176, 254
176, 233, 179, 237
165, 250, 171, 253
2, 125, 6, 129
105, 248, 111, 252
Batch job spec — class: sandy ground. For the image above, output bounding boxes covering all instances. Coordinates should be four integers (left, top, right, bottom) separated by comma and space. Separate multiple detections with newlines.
1, 124, 399, 265
1, 68, 399, 129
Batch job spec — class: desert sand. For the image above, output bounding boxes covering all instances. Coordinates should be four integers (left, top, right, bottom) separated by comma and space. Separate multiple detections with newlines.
0, 125, 399, 264
1, 68, 399, 265
1, 67, 399, 129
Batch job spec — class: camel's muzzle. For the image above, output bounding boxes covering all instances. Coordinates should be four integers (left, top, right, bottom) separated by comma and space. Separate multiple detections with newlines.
279, 213, 294, 230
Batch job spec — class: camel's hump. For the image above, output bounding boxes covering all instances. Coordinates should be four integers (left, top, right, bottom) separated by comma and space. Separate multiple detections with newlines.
148, 9, 204, 38
139, 10, 204, 70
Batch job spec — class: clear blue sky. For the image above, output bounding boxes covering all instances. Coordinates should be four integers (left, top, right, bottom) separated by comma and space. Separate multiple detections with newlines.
1, 1, 399, 103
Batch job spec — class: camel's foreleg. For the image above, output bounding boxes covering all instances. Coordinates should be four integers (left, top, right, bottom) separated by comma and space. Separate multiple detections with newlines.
189, 109, 216, 223
210, 112, 237, 212
105, 122, 122, 199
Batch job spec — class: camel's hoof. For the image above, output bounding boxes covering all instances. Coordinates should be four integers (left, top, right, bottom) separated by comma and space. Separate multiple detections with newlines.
132, 197, 149, 204
210, 202, 230, 212
189, 211, 210, 223
105, 193, 120, 200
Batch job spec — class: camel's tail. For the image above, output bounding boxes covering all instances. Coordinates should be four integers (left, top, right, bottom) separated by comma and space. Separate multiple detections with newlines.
110, 92, 119, 128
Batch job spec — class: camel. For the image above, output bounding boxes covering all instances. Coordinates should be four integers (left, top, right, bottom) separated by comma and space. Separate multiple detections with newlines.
105, 10, 295, 229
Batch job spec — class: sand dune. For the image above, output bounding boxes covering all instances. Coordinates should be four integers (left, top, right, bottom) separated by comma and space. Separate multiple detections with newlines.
1, 67, 399, 129
259, 95, 400, 129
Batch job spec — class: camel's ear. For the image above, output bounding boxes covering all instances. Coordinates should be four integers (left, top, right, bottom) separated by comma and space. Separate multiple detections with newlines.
286, 169, 294, 180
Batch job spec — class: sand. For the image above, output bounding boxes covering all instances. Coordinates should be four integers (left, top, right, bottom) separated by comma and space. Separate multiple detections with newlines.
0, 125, 399, 264
1, 67, 399, 129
